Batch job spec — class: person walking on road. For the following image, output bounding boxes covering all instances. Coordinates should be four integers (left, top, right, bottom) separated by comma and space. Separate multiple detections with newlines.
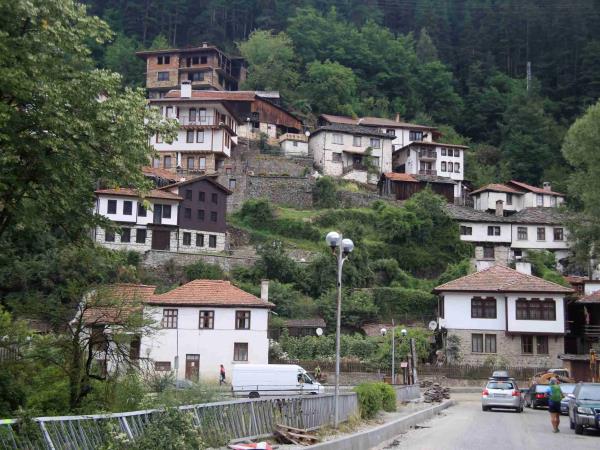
547, 378, 562, 433
219, 364, 226, 385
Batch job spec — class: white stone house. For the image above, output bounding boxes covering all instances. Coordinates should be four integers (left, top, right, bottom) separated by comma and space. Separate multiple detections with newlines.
435, 265, 573, 367
309, 123, 394, 184
279, 132, 309, 156
140, 280, 274, 381
471, 181, 565, 213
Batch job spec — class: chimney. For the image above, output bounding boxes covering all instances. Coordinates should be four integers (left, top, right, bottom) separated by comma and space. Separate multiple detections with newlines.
181, 81, 192, 98
202, 42, 209, 48
395, 113, 401, 123
515, 261, 532, 275
543, 182, 551, 191
495, 200, 504, 217
260, 279, 269, 302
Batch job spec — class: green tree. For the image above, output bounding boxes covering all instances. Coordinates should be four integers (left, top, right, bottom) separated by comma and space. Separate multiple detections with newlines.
415, 28, 438, 63
238, 30, 299, 100
103, 33, 145, 86
313, 177, 338, 209
302, 60, 357, 115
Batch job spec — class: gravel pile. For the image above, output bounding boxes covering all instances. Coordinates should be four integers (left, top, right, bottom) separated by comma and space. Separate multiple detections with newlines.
422, 382, 450, 403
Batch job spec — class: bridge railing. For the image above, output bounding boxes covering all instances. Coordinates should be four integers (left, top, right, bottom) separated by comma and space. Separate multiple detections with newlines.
0, 393, 359, 450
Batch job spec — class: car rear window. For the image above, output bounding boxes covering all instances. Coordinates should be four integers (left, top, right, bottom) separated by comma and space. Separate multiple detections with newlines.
560, 384, 576, 394
487, 382, 514, 390
578, 386, 600, 401
535, 385, 549, 393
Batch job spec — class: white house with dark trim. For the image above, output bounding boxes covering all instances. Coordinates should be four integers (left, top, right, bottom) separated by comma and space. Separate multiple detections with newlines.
435, 265, 573, 367
471, 181, 565, 213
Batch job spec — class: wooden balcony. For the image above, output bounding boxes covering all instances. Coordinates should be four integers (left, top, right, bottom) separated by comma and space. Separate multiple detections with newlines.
584, 324, 600, 337
418, 150, 437, 160
419, 169, 437, 175
342, 163, 368, 175
278, 132, 308, 143
178, 116, 217, 127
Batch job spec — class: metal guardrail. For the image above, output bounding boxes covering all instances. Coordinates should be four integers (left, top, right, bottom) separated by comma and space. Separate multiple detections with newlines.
0, 393, 358, 449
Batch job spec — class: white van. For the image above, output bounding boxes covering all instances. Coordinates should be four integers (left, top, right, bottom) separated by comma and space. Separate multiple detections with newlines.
231, 364, 325, 398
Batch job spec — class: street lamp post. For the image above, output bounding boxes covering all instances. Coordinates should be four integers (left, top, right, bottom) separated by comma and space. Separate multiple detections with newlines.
325, 231, 354, 428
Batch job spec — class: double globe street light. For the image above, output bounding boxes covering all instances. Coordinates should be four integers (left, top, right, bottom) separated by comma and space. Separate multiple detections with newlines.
325, 231, 354, 428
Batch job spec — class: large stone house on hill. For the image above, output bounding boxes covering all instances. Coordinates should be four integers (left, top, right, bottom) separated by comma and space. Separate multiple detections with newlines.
435, 265, 573, 367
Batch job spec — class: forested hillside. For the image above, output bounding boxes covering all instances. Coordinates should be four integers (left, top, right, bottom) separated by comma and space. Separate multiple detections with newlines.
86, 0, 600, 189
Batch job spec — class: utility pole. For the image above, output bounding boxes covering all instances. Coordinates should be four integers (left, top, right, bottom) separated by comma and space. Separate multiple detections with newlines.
391, 319, 395, 384
526, 61, 532, 93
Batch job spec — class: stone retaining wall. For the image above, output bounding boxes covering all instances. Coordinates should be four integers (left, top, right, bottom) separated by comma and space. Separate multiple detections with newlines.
142, 249, 257, 271
246, 175, 314, 209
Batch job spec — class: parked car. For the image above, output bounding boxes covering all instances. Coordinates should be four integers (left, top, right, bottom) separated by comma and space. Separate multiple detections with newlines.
482, 378, 523, 412
231, 364, 324, 398
559, 383, 576, 415
568, 382, 600, 435
525, 384, 549, 409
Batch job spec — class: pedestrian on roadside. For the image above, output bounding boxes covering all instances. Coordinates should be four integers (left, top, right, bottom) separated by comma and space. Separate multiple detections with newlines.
219, 364, 226, 385
314, 366, 321, 381
547, 378, 562, 433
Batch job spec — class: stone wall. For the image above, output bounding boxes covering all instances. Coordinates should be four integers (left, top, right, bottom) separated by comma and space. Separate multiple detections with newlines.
447, 328, 563, 367
246, 176, 314, 209
142, 249, 257, 272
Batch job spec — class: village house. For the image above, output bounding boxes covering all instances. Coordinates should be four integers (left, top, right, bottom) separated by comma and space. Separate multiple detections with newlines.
378, 172, 458, 203
136, 43, 247, 98
309, 123, 394, 184
94, 176, 230, 253
471, 181, 565, 213
435, 264, 573, 367
141, 279, 273, 381
278, 132, 309, 156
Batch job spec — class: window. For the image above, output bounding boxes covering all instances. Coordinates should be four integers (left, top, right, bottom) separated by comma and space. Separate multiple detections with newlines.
197, 209, 205, 220
210, 211, 217, 222
537, 227, 546, 241
138, 203, 147, 217
200, 56, 207, 64
136, 229, 147, 243
460, 226, 472, 235
353, 136, 362, 147
157, 55, 170, 65
186, 130, 194, 143
182, 232, 191, 246
332, 133, 343, 144
448, 162, 453, 172
189, 72, 204, 81
184, 208, 191, 219
198, 108, 207, 123
521, 335, 533, 354
472, 334, 483, 353
370, 138, 381, 149
225, 167, 232, 175
372, 156, 380, 167
199, 157, 206, 169
155, 361, 171, 371
455, 163, 460, 173
199, 311, 214, 329
198, 191, 205, 202
211, 193, 218, 204
209, 235, 217, 248
507, 194, 513, 205
196, 233, 204, 247
487, 226, 501, 236
485, 334, 497, 353
121, 201, 131, 215
439, 296, 444, 319
550, 196, 557, 207
536, 335, 549, 354
162, 309, 178, 329
192, 56, 199, 65
483, 246, 495, 259
536, 194, 544, 206
386, 129, 396, 137
517, 227, 528, 240
471, 297, 497, 319
185, 189, 193, 200
107, 200, 117, 214
516, 298, 556, 321
156, 134, 163, 144
233, 343, 248, 361
332, 152, 342, 162
553, 228, 564, 241
441, 162, 447, 171
188, 109, 196, 122
441, 148, 447, 156
162, 205, 171, 219
121, 228, 131, 243
235, 311, 251, 329
153, 157, 160, 168
157, 72, 169, 81
409, 131, 423, 141
105, 230, 115, 242
229, 179, 236, 190
195, 130, 204, 143
164, 156, 172, 169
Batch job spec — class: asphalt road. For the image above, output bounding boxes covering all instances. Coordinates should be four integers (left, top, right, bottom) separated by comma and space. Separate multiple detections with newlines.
384, 393, 600, 450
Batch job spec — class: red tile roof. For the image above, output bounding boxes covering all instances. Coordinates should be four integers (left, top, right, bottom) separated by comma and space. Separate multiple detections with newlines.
320, 114, 436, 130
319, 114, 358, 125
403, 141, 469, 149
564, 275, 586, 285
433, 265, 573, 294
159, 175, 232, 195
507, 180, 564, 196
470, 183, 524, 196
95, 188, 182, 201
576, 290, 600, 304
146, 280, 274, 308
82, 284, 157, 325
142, 167, 180, 182
382, 172, 418, 183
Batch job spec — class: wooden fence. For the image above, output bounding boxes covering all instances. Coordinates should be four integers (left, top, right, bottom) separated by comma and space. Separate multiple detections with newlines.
418, 365, 549, 381
0, 393, 359, 450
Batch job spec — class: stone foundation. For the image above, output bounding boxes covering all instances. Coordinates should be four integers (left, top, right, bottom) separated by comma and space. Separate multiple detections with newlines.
175, 229, 226, 253
95, 226, 152, 252
447, 328, 563, 367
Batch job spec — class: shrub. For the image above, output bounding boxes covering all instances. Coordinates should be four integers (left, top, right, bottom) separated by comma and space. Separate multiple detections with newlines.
375, 382, 396, 412
354, 382, 382, 419
184, 260, 225, 281
313, 176, 338, 209
238, 199, 275, 228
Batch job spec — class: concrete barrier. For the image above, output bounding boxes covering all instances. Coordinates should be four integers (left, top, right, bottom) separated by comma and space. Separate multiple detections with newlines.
394, 384, 421, 402
307, 400, 455, 450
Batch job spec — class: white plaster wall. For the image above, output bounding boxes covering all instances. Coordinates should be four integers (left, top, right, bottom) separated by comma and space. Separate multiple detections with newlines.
523, 192, 563, 208
459, 222, 512, 243
441, 292, 506, 331
510, 225, 569, 250
435, 147, 464, 181
309, 133, 326, 167
97, 196, 138, 223
281, 140, 308, 156
506, 295, 565, 334
140, 306, 269, 380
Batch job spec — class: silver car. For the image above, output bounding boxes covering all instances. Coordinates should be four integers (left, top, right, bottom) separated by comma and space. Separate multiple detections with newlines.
482, 379, 523, 412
